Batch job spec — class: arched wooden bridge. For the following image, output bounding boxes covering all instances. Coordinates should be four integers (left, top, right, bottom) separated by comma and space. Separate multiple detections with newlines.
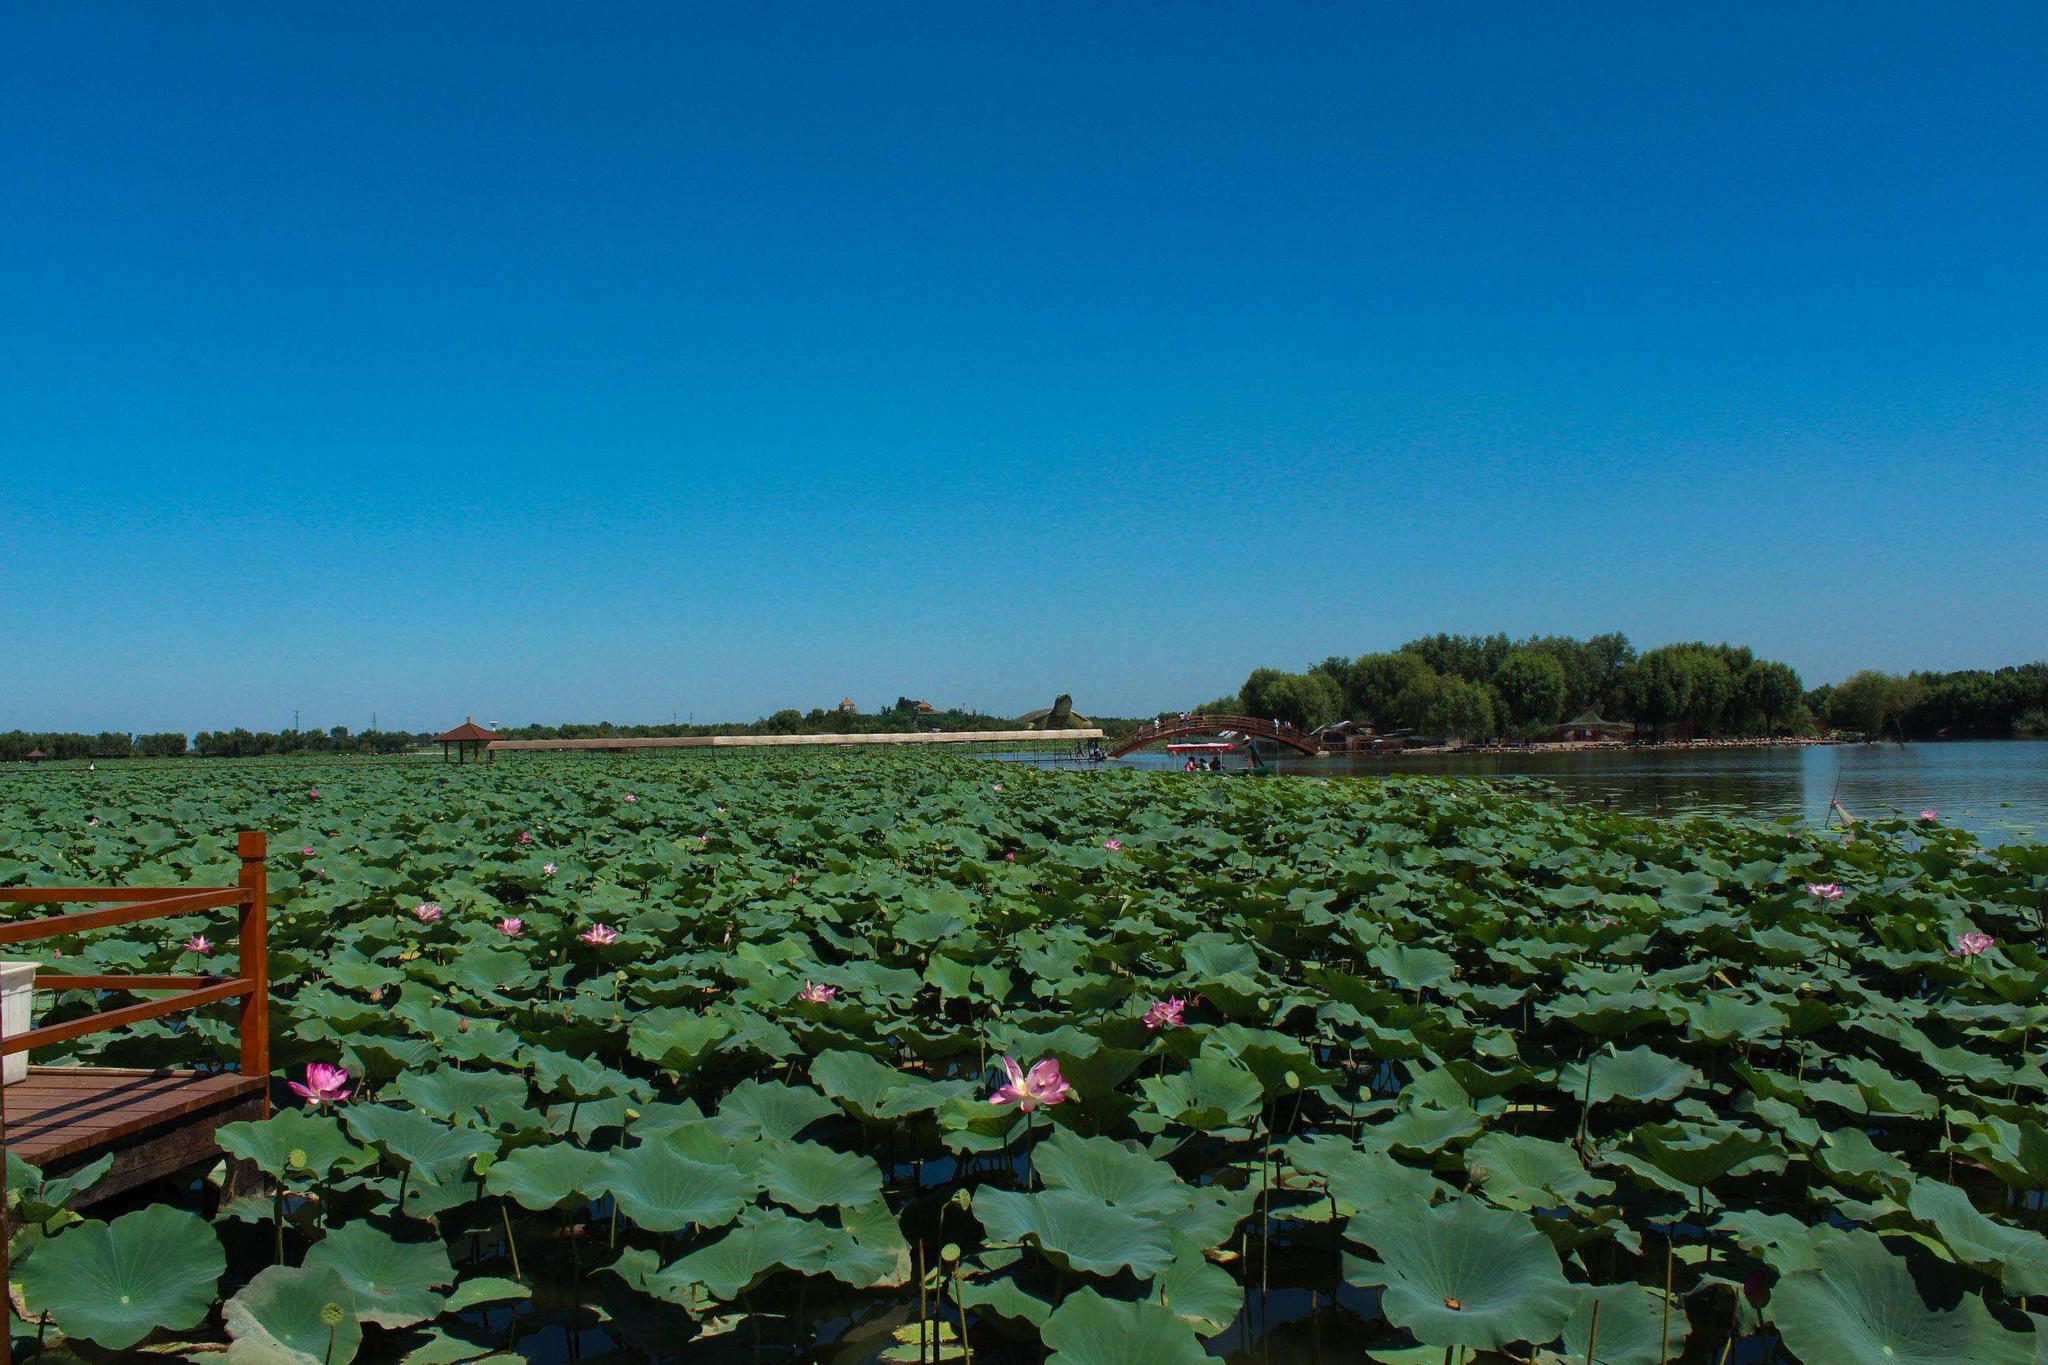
1107, 713, 1323, 759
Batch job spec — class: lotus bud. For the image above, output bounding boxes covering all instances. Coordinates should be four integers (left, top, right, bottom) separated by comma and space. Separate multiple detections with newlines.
457, 1019, 469, 1033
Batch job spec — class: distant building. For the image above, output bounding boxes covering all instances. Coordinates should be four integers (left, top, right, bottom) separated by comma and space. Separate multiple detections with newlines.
1553, 710, 1635, 742
836, 698, 858, 714
23, 748, 47, 764
912, 700, 936, 715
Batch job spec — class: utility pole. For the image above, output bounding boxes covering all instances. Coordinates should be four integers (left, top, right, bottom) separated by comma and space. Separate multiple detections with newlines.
293, 708, 300, 733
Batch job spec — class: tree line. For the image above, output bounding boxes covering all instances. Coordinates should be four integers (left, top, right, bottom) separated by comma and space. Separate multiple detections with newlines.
1809, 664, 2048, 741
2, 700, 1139, 762
1218, 633, 1809, 741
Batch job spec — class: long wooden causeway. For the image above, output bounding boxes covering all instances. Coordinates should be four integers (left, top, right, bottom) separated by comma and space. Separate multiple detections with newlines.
491, 728, 1105, 752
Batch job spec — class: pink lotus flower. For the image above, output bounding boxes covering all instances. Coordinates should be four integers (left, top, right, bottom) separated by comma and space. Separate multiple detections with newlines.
1806, 883, 1843, 901
1950, 931, 1994, 958
183, 934, 213, 955
301, 846, 315, 858
1142, 997, 1187, 1030
306, 789, 320, 800
624, 793, 637, 804
988, 1055, 1075, 1113
798, 981, 837, 1004
86, 816, 99, 827
787, 875, 799, 886
413, 903, 443, 924
992, 783, 1004, 792
542, 862, 557, 877
496, 916, 524, 937
698, 833, 710, 843
518, 831, 533, 845
1005, 852, 1016, 863
1919, 809, 1939, 822
579, 923, 618, 946
288, 1062, 352, 1108
1103, 839, 1123, 852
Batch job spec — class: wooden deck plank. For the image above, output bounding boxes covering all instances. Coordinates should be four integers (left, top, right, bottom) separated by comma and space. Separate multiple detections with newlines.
4, 1067, 266, 1169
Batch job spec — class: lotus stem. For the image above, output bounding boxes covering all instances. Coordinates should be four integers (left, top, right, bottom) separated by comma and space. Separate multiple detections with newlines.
501, 1199, 523, 1282
1661, 1231, 1674, 1363
1584, 1297, 1600, 1364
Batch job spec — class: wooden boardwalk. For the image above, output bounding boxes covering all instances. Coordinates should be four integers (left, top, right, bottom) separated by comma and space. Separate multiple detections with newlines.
0, 832, 271, 1204
6, 1068, 264, 1198
491, 727, 1104, 752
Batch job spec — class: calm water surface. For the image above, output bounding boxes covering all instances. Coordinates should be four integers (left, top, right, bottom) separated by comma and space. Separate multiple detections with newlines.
1008, 740, 2048, 843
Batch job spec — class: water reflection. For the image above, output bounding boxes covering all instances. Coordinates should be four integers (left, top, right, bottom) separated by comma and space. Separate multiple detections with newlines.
995, 740, 2048, 843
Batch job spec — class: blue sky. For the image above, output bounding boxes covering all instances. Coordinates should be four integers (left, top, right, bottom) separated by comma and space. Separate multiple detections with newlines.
4, 4, 2044, 732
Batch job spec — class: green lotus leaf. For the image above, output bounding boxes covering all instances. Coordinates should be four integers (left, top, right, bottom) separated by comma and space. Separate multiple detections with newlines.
1368, 942, 1456, 993
1287, 1135, 1445, 1215
1151, 1236, 1241, 1333
758, 1140, 885, 1213
223, 1263, 362, 1365
1535, 1283, 1689, 1365
442, 1276, 532, 1311
1347, 1197, 1576, 1351
1041, 1288, 1211, 1365
1371, 1103, 1484, 1157
303, 1221, 455, 1328
1905, 1180, 2048, 1295
973, 1188, 1175, 1278
392, 1066, 532, 1128
710, 1079, 837, 1142
1465, 1133, 1614, 1210
217, 1109, 375, 1180
1558, 1046, 1699, 1109
529, 1049, 653, 1103
7, 1150, 113, 1223
21, 1205, 226, 1350
1772, 1230, 2033, 1365
627, 1012, 731, 1071
483, 1141, 608, 1211
1138, 1056, 1263, 1131
597, 1139, 752, 1232
1034, 1130, 1186, 1208
343, 1104, 497, 1181
1680, 995, 1785, 1046
1626, 1122, 1780, 1190
809, 1049, 963, 1120
664, 1208, 887, 1299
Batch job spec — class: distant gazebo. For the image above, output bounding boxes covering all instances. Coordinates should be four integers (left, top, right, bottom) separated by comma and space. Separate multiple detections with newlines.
23, 749, 47, 765
1554, 710, 1634, 743
435, 718, 497, 764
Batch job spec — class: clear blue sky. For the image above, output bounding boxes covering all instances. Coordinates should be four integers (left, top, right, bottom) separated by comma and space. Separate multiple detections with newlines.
4, 4, 2044, 733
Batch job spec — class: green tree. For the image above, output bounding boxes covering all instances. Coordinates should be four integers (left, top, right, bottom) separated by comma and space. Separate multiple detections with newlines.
1240, 669, 1342, 730
1344, 653, 1435, 728
1493, 648, 1569, 729
1827, 670, 1923, 738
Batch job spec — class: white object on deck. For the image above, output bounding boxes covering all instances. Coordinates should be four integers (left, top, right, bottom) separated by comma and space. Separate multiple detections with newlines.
0, 961, 36, 1085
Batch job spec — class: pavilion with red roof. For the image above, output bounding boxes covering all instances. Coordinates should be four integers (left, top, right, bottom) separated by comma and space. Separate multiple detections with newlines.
435, 717, 497, 764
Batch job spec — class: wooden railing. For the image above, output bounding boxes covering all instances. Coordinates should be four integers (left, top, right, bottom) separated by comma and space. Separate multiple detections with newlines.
0, 830, 269, 1103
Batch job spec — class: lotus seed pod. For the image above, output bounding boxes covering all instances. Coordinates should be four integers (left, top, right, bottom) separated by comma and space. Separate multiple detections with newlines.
940, 1242, 960, 1263
320, 1303, 346, 1327
287, 1148, 308, 1170
1284, 1070, 1300, 1090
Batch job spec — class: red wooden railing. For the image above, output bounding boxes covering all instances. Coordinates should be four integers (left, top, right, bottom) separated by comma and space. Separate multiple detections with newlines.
0, 830, 270, 1105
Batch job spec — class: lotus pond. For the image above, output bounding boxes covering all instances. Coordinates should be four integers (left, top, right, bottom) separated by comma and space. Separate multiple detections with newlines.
2, 753, 2047, 1363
